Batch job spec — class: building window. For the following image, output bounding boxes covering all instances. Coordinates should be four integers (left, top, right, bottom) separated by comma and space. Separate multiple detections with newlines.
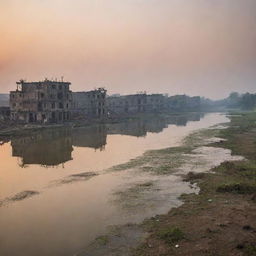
59, 102, 63, 109
58, 93, 63, 99
52, 102, 55, 109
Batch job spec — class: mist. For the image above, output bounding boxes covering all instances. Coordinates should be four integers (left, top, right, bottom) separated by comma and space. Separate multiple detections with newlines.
0, 0, 256, 99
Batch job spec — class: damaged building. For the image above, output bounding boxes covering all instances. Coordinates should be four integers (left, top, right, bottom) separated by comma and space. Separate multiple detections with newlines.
72, 88, 107, 119
106, 93, 167, 116
10, 79, 72, 123
107, 93, 147, 116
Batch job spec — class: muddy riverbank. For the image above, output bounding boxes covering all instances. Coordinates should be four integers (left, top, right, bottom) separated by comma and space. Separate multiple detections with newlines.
131, 112, 256, 256
73, 113, 256, 256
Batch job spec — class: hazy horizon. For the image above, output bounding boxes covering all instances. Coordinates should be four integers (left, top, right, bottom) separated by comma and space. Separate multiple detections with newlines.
1, 0, 256, 99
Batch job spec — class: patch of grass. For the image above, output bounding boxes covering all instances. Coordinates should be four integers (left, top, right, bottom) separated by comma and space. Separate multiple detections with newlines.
217, 183, 256, 194
183, 171, 206, 182
245, 244, 256, 256
133, 112, 256, 256
157, 227, 185, 244
95, 235, 109, 246
183, 128, 220, 148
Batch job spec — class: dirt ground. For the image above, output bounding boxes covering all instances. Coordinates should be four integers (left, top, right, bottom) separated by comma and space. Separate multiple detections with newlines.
134, 112, 256, 256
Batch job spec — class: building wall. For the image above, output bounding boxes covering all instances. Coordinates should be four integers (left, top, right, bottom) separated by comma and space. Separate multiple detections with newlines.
10, 80, 72, 123
0, 107, 10, 121
72, 88, 107, 119
107, 94, 147, 115
107, 93, 167, 116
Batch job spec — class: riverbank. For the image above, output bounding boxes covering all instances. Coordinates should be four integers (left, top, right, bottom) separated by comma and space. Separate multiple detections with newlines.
0, 112, 204, 138
134, 112, 256, 256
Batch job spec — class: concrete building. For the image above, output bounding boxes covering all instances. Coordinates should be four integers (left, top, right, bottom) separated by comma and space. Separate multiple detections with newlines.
72, 88, 107, 119
10, 79, 72, 123
0, 107, 10, 121
107, 93, 147, 116
107, 93, 168, 116
146, 94, 167, 112
0, 94, 9, 107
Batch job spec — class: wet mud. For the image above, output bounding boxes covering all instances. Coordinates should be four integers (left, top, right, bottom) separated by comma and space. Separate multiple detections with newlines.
0, 190, 40, 207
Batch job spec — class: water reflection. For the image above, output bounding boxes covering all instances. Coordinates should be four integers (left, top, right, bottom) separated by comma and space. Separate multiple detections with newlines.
9, 113, 204, 167
72, 125, 107, 150
11, 129, 73, 167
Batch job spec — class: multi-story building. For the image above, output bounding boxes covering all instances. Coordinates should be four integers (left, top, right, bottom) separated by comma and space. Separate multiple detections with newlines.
72, 88, 107, 119
10, 79, 72, 123
107, 93, 147, 116
146, 94, 167, 112
107, 93, 168, 116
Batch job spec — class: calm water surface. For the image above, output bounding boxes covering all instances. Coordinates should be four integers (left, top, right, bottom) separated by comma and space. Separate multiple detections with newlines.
0, 113, 228, 256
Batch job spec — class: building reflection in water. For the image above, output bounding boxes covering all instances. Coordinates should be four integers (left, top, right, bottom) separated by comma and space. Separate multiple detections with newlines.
10, 113, 204, 167
11, 129, 73, 167
72, 125, 107, 150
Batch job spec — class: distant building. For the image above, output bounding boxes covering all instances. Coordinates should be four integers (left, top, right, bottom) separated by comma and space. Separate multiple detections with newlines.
10, 79, 72, 123
107, 93, 167, 116
72, 88, 107, 119
146, 94, 167, 112
0, 94, 9, 107
107, 93, 147, 116
0, 107, 10, 121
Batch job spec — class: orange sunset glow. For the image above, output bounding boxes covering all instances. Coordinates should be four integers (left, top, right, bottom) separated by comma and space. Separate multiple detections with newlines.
0, 0, 256, 98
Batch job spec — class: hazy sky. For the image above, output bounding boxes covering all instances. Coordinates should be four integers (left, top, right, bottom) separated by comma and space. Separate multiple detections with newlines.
0, 0, 256, 98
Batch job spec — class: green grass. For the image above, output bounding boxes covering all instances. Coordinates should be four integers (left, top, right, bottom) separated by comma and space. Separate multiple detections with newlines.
157, 227, 185, 244
245, 244, 256, 256
217, 183, 256, 194
95, 235, 109, 246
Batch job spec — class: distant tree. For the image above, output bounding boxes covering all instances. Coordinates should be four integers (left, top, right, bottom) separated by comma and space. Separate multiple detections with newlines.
227, 92, 241, 108
240, 93, 256, 110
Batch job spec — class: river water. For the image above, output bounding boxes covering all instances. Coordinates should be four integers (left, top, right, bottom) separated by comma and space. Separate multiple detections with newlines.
0, 113, 229, 256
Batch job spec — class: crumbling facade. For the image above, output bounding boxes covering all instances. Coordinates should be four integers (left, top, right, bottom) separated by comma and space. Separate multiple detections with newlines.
72, 88, 107, 119
146, 94, 167, 112
107, 93, 167, 116
10, 79, 72, 123
107, 93, 147, 116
